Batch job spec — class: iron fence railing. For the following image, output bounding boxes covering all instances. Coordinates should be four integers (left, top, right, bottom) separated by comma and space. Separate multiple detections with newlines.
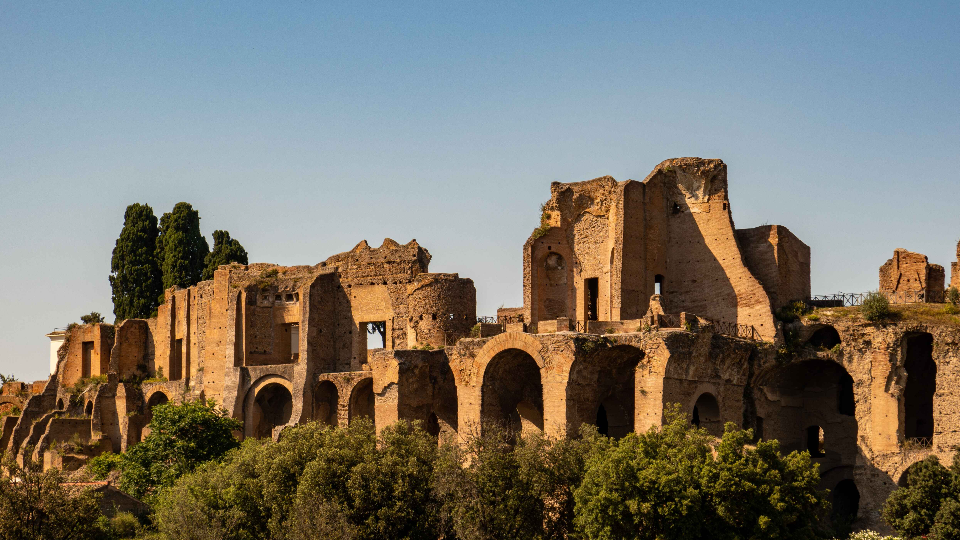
809, 288, 948, 308
704, 318, 762, 341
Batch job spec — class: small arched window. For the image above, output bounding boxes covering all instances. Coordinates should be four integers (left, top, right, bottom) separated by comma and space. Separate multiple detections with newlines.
654, 275, 665, 296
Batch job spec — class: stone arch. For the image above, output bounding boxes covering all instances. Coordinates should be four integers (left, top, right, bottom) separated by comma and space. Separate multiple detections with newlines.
56, 398, 64, 410
348, 378, 375, 426
244, 375, 294, 439
831, 478, 860, 525
754, 359, 859, 463
807, 325, 841, 350
85, 401, 94, 416
692, 392, 722, 436
470, 332, 546, 386
481, 347, 543, 435
314, 380, 338, 427
565, 344, 643, 438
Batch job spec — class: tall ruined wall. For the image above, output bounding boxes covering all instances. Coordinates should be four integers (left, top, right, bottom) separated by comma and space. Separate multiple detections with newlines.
648, 158, 777, 340
736, 225, 811, 310
59, 324, 113, 388
880, 248, 946, 302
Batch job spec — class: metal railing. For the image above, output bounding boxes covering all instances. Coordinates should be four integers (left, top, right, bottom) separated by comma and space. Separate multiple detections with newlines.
809, 288, 948, 308
704, 318, 762, 341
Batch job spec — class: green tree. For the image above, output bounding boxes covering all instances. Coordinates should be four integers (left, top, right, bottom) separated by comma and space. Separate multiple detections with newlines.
156, 202, 209, 295
574, 405, 828, 540
0, 458, 107, 540
883, 455, 954, 538
115, 399, 241, 499
80, 312, 105, 324
433, 425, 601, 540
110, 203, 163, 320
202, 230, 249, 280
154, 439, 271, 540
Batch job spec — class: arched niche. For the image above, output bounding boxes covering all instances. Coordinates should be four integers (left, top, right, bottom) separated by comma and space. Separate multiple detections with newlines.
314, 380, 338, 427
481, 348, 543, 436
348, 378, 375, 427
692, 393, 722, 437
565, 345, 643, 439
244, 376, 294, 439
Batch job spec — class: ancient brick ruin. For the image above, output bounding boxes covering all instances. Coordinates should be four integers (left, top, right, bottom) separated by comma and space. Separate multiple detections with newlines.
5, 157, 960, 530
880, 248, 946, 303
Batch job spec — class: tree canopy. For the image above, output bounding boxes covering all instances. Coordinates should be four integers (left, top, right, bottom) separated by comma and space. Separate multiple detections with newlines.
156, 202, 209, 294
91, 399, 242, 500
0, 458, 105, 540
882, 454, 960, 539
202, 229, 249, 280
110, 203, 163, 320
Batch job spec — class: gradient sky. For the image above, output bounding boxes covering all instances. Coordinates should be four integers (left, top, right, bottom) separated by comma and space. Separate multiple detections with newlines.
2, 1, 958, 382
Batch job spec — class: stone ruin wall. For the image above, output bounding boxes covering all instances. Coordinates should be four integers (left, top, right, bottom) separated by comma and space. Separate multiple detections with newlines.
523, 158, 795, 341
880, 248, 946, 303
8, 156, 960, 533
952, 240, 960, 289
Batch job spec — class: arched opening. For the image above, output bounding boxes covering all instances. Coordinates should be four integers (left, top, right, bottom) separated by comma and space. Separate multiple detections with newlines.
57, 398, 64, 410
85, 401, 93, 416
654, 274, 664, 296
314, 380, 338, 426
831, 479, 860, 525
692, 393, 721, 436
755, 359, 858, 462
481, 348, 543, 435
809, 326, 841, 350
425, 412, 441, 438
147, 392, 169, 410
904, 333, 936, 441
253, 383, 293, 439
838, 373, 855, 416
566, 345, 642, 439
348, 378, 375, 427
898, 461, 925, 488
806, 425, 825, 457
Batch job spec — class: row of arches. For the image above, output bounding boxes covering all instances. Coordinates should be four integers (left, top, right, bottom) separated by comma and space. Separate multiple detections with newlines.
245, 377, 376, 439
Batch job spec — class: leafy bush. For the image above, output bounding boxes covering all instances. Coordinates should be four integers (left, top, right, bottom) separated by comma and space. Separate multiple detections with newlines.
882, 454, 960, 538
861, 292, 892, 322
434, 424, 602, 540
80, 312, 106, 324
89, 451, 124, 480
0, 458, 107, 540
948, 286, 960, 306
574, 405, 828, 540
777, 300, 811, 322
116, 399, 241, 500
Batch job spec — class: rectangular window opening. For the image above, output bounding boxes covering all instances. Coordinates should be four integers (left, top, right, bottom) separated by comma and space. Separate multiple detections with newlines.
81, 341, 94, 378
585, 278, 599, 321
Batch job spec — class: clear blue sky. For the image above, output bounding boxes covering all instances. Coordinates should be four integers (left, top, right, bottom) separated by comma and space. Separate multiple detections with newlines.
2, 1, 958, 382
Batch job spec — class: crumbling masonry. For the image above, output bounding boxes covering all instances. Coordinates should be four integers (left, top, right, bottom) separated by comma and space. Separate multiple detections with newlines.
6, 157, 960, 531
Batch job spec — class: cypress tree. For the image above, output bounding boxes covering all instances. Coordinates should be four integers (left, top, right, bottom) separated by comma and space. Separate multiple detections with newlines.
202, 230, 249, 280
156, 202, 210, 293
110, 203, 163, 320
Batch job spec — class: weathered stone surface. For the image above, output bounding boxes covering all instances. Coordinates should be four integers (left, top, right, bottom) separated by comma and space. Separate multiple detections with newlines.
880, 248, 946, 302
11, 157, 960, 533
